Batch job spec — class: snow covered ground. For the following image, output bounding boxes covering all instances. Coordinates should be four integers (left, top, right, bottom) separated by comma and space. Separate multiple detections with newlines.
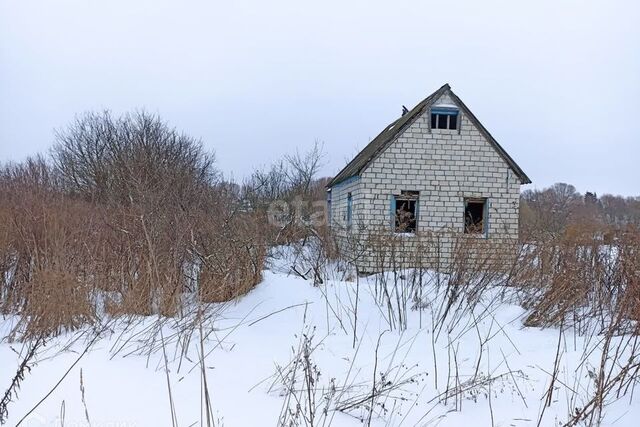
2, 258, 639, 426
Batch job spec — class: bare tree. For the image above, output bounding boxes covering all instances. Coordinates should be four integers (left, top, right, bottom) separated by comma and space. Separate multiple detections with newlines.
52, 110, 218, 205
521, 183, 582, 237
284, 140, 326, 196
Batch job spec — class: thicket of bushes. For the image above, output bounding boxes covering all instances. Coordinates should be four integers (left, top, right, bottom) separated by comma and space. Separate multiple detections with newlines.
0, 112, 334, 341
0, 112, 268, 339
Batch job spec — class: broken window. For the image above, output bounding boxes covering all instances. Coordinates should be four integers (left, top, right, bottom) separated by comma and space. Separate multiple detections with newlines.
430, 107, 459, 130
464, 198, 487, 234
437, 114, 448, 129
448, 113, 457, 129
393, 191, 419, 233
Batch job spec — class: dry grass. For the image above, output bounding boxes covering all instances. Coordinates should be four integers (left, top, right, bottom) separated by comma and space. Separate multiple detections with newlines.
513, 224, 640, 331
0, 156, 268, 340
196, 211, 267, 304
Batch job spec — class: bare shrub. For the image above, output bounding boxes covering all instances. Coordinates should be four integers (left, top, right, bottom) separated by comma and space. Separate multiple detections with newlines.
52, 110, 217, 204
513, 224, 636, 330
195, 207, 267, 304
243, 141, 328, 247
0, 111, 269, 339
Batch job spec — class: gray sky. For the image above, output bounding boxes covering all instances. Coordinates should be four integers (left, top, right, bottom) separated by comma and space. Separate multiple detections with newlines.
1, 0, 638, 196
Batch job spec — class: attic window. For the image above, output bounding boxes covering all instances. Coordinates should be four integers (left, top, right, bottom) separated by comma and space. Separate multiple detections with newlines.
464, 198, 487, 234
430, 107, 459, 130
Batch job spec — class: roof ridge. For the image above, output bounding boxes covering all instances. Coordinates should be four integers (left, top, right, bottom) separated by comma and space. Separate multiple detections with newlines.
327, 84, 530, 188
327, 83, 449, 187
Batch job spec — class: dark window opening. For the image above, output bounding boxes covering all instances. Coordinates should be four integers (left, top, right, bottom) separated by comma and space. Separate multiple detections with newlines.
464, 198, 486, 234
437, 114, 448, 129
430, 112, 458, 130
449, 114, 457, 129
394, 191, 419, 233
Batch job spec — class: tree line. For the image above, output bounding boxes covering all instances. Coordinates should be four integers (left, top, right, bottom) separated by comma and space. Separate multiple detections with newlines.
520, 182, 640, 239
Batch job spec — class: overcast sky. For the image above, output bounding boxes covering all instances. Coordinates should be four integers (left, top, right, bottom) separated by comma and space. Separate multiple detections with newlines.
1, 0, 638, 196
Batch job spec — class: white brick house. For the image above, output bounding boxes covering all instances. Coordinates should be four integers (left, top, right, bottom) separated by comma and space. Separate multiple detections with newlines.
326, 84, 530, 271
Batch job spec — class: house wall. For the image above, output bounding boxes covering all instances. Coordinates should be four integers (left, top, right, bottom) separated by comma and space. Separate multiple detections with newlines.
328, 176, 361, 229
332, 93, 523, 272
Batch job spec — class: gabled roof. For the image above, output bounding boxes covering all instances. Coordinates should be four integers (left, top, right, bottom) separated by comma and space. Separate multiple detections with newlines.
327, 83, 531, 187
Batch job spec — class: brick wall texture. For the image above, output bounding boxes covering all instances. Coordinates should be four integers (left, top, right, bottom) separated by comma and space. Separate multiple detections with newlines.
329, 93, 524, 272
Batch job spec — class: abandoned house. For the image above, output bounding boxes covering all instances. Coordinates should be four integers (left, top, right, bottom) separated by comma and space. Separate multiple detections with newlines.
326, 83, 531, 270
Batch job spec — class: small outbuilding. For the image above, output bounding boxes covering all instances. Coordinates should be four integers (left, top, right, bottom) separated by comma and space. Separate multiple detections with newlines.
327, 83, 531, 271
